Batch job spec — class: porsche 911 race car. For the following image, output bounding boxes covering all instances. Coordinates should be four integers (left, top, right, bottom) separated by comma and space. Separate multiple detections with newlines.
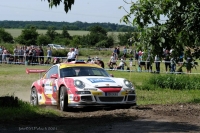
26, 61, 137, 111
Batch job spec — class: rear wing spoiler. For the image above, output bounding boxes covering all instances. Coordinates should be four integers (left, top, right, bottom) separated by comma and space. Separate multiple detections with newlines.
26, 68, 47, 78
26, 68, 46, 74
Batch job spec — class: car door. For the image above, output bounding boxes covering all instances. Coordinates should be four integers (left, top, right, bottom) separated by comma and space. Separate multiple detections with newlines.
43, 65, 59, 105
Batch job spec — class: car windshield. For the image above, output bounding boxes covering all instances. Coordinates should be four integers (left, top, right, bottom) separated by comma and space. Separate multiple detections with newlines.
60, 67, 110, 78
54, 45, 61, 48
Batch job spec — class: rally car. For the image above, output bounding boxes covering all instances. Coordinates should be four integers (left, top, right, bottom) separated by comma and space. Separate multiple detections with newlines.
26, 61, 137, 111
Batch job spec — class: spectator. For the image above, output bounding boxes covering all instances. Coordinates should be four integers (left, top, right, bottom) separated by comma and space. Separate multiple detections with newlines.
46, 47, 52, 64
170, 56, 176, 73
185, 50, 193, 73
6, 50, 11, 64
155, 55, 160, 73
96, 59, 105, 68
74, 47, 79, 60
178, 51, 184, 66
0, 46, 2, 63
25, 46, 30, 64
28, 47, 33, 65
146, 54, 153, 72
116, 46, 120, 60
67, 48, 76, 62
13, 46, 18, 64
70, 48, 76, 61
123, 46, 127, 60
2, 48, 7, 64
114, 58, 127, 70
108, 52, 117, 69
18, 46, 24, 64
32, 47, 37, 65
113, 47, 118, 60
35, 47, 40, 64
39, 46, 44, 64
87, 56, 92, 63
67, 48, 72, 62
138, 51, 146, 71
163, 49, 171, 73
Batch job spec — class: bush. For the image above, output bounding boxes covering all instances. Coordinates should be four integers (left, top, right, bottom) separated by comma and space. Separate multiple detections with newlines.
141, 74, 200, 90
52, 49, 67, 57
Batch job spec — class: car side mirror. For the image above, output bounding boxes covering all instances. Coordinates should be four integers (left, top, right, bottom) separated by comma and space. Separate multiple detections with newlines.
50, 74, 58, 79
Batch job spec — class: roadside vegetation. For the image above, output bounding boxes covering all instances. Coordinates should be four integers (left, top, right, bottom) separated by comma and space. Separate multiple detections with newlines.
0, 96, 59, 121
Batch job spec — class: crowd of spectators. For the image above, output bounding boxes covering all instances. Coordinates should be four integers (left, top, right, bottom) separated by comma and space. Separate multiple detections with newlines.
135, 48, 188, 73
0, 45, 195, 73
0, 45, 45, 65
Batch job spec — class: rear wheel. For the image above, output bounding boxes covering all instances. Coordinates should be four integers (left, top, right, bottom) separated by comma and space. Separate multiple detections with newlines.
30, 87, 38, 105
60, 86, 68, 111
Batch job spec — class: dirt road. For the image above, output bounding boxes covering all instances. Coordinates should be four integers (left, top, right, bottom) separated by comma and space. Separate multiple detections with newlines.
1, 103, 200, 133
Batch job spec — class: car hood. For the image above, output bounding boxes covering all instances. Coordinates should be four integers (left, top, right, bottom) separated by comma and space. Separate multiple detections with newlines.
65, 76, 126, 88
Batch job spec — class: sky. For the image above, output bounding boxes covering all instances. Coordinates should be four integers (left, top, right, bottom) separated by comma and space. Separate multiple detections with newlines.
0, 0, 134, 25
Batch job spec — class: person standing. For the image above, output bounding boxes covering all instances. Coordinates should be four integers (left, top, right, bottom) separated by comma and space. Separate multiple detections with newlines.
18, 46, 24, 64
116, 46, 120, 60
0, 46, 2, 63
108, 52, 117, 69
70, 48, 76, 61
146, 54, 153, 72
46, 47, 52, 64
155, 55, 160, 73
13, 46, 18, 64
163, 49, 171, 73
39, 46, 44, 64
185, 51, 193, 73
74, 47, 79, 60
2, 48, 7, 64
123, 46, 127, 60
67, 48, 72, 62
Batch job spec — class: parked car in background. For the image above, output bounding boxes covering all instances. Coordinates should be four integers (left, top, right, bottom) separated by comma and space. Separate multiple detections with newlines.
53, 44, 65, 50
47, 44, 65, 50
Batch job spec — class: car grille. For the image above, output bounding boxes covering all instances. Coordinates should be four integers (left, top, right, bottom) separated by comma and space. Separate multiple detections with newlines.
127, 95, 136, 101
81, 96, 93, 102
98, 97, 124, 102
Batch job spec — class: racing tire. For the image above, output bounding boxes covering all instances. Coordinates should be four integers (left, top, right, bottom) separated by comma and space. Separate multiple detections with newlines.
30, 87, 38, 106
60, 86, 68, 111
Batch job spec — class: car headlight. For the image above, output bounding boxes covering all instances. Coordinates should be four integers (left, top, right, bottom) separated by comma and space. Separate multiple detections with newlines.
124, 80, 133, 88
74, 80, 85, 89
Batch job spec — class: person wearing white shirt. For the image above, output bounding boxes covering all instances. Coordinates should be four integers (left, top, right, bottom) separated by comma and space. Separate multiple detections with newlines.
108, 52, 117, 69
74, 47, 79, 60
70, 48, 76, 61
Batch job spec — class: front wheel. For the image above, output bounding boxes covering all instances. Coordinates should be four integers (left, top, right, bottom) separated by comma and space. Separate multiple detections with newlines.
30, 87, 38, 105
60, 86, 68, 111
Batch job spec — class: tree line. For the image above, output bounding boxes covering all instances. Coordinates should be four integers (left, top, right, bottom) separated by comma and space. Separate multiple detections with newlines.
0, 25, 133, 48
0, 20, 136, 32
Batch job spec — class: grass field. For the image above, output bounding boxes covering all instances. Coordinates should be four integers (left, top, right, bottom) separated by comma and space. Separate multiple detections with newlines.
5, 28, 121, 38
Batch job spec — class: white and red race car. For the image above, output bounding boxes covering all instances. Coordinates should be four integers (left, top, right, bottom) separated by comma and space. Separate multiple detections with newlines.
26, 61, 137, 111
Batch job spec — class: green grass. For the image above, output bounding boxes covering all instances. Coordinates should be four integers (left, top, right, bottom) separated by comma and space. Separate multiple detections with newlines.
0, 98, 59, 120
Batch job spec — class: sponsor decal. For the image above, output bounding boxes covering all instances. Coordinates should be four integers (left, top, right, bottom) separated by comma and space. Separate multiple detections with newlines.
44, 87, 52, 94
50, 81, 53, 86
87, 78, 115, 83
69, 94, 74, 101
84, 88, 97, 91
53, 86, 57, 92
